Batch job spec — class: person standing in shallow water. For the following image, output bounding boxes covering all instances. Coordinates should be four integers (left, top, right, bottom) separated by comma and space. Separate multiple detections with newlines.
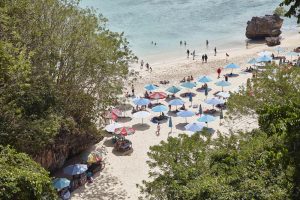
184, 41, 186, 46
192, 50, 195, 60
206, 40, 209, 48
180, 41, 182, 46
204, 54, 208, 63
187, 49, 190, 58
214, 47, 217, 56
202, 55, 205, 63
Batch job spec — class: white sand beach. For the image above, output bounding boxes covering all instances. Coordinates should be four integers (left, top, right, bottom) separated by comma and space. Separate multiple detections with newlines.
71, 31, 300, 200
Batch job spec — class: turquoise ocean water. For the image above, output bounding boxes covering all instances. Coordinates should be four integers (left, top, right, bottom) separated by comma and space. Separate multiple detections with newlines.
80, 0, 297, 60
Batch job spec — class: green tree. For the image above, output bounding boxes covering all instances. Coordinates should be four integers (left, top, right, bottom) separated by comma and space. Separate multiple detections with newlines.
0, 0, 136, 169
280, 0, 300, 23
0, 145, 57, 200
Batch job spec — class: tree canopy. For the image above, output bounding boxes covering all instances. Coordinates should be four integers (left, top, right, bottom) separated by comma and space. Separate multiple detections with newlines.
139, 65, 300, 199
0, 145, 57, 200
280, 0, 300, 23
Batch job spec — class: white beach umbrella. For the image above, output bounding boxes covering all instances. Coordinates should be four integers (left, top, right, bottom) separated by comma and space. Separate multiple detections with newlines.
105, 122, 122, 133
216, 92, 230, 98
133, 111, 151, 124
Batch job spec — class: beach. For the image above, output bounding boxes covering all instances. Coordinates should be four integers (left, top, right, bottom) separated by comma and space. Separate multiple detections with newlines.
70, 30, 300, 200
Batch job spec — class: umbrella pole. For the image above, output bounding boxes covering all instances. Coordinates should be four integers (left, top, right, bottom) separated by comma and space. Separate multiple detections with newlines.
142, 118, 143, 124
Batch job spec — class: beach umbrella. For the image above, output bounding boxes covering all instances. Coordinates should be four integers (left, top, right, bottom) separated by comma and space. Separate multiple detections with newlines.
258, 51, 272, 57
247, 58, 257, 65
87, 151, 103, 164
215, 80, 231, 91
274, 46, 284, 55
199, 104, 203, 115
133, 98, 150, 106
52, 178, 70, 191
166, 86, 181, 94
256, 55, 272, 62
177, 110, 195, 123
198, 114, 216, 127
216, 91, 230, 98
114, 127, 135, 136
185, 122, 205, 133
285, 51, 299, 60
63, 164, 88, 175
149, 92, 167, 100
220, 108, 224, 123
111, 108, 122, 117
144, 84, 158, 91
169, 98, 185, 106
224, 63, 240, 74
189, 93, 193, 106
198, 75, 212, 83
105, 122, 122, 133
151, 105, 168, 113
204, 87, 208, 99
181, 82, 196, 89
133, 111, 151, 124
205, 98, 225, 108
168, 117, 173, 134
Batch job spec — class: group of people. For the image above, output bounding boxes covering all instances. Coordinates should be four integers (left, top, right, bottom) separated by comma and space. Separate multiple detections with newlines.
186, 49, 196, 60
180, 75, 194, 82
140, 60, 152, 72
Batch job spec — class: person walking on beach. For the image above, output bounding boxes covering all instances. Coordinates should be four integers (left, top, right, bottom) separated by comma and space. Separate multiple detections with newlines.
156, 122, 161, 136
146, 63, 149, 71
180, 41, 182, 46
206, 40, 209, 48
214, 47, 217, 56
192, 50, 195, 60
187, 49, 190, 58
204, 54, 208, 63
217, 67, 221, 78
140, 60, 144, 69
202, 55, 205, 63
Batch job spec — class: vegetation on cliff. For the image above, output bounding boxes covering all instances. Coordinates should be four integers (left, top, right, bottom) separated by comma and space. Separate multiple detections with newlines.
139, 65, 300, 199
0, 0, 135, 170
0, 145, 57, 199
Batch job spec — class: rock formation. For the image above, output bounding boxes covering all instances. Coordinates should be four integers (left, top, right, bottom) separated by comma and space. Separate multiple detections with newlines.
246, 14, 283, 39
265, 37, 281, 46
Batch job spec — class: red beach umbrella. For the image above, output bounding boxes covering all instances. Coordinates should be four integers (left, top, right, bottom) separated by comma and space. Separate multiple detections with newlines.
114, 127, 135, 136
111, 109, 122, 117
149, 92, 167, 100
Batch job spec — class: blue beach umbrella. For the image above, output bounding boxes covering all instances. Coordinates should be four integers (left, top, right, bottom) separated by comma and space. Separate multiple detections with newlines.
52, 178, 70, 191
63, 164, 88, 175
177, 110, 195, 123
181, 82, 196, 89
215, 80, 231, 91
144, 84, 158, 91
185, 122, 205, 133
151, 105, 168, 113
133, 98, 150, 106
256, 55, 272, 62
286, 51, 299, 60
216, 91, 230, 98
166, 86, 181, 94
224, 63, 240, 74
198, 115, 216, 127
224, 63, 240, 69
247, 58, 257, 65
198, 75, 212, 83
169, 98, 185, 106
199, 104, 203, 115
205, 98, 225, 106
274, 46, 284, 55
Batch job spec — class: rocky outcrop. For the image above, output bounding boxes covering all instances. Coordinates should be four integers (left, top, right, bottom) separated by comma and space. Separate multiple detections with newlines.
266, 37, 281, 46
34, 126, 102, 172
246, 14, 283, 39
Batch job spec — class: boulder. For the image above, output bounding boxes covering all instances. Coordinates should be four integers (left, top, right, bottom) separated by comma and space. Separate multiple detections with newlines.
246, 14, 283, 39
265, 37, 281, 46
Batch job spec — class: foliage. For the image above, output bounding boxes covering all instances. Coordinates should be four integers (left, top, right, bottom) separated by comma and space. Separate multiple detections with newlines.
139, 131, 292, 200
274, 6, 287, 16
0, 145, 57, 200
0, 0, 135, 158
280, 0, 300, 23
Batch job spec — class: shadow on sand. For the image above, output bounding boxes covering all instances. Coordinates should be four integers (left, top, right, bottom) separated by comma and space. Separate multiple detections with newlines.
132, 123, 151, 131
175, 123, 188, 131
